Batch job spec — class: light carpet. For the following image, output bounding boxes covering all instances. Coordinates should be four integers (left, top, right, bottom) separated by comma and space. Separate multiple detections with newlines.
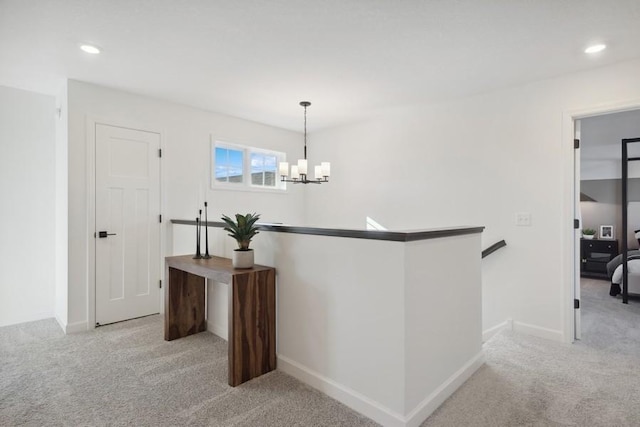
422, 278, 640, 426
2, 278, 640, 426
0, 316, 377, 426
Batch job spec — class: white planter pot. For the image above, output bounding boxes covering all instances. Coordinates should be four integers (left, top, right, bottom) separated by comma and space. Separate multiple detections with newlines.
583, 234, 595, 240
232, 249, 254, 269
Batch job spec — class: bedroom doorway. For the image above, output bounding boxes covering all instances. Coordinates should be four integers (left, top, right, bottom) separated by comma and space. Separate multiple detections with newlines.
576, 108, 640, 344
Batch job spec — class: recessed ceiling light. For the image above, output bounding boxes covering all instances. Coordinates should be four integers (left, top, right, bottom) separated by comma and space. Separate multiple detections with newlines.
80, 44, 101, 54
584, 44, 606, 54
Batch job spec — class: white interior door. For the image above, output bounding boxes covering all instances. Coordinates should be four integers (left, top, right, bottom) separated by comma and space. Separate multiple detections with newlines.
95, 124, 161, 326
574, 119, 582, 340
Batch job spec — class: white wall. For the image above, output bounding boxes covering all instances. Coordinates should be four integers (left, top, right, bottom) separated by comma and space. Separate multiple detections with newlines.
275, 234, 407, 418
67, 80, 305, 329
305, 58, 640, 341
0, 85, 56, 326
404, 234, 483, 416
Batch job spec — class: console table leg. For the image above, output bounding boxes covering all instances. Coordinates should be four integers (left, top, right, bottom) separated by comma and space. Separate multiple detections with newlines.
228, 269, 276, 386
165, 267, 206, 341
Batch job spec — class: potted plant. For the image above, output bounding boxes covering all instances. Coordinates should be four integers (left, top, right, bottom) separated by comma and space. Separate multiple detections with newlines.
221, 213, 260, 268
582, 228, 597, 240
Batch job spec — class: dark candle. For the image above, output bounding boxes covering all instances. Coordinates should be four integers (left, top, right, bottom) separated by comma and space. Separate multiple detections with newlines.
204, 202, 211, 258
193, 216, 202, 259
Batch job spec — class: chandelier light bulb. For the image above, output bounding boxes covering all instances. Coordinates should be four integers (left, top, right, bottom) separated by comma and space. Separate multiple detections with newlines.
297, 159, 308, 175
321, 162, 331, 177
279, 162, 289, 177
291, 165, 300, 180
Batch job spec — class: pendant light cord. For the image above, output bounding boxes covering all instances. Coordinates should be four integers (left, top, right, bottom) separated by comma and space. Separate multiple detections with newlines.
303, 104, 308, 160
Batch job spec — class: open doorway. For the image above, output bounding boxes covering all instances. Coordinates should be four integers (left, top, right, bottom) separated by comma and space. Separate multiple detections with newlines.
578, 109, 640, 348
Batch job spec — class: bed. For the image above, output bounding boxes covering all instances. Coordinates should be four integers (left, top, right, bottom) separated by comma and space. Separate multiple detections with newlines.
607, 250, 640, 296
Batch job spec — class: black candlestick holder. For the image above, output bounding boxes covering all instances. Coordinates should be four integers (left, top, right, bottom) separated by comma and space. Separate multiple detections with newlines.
203, 202, 211, 259
193, 213, 202, 259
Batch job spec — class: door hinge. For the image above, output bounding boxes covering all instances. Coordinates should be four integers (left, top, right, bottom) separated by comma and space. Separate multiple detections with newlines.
574, 139, 580, 149
159, 280, 162, 289
574, 219, 580, 229
159, 214, 162, 223
574, 299, 580, 309
158, 148, 162, 158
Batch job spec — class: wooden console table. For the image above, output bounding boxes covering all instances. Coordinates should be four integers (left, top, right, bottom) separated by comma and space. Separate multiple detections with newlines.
164, 255, 276, 386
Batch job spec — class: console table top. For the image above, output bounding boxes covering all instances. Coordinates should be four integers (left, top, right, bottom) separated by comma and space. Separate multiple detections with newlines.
166, 255, 274, 283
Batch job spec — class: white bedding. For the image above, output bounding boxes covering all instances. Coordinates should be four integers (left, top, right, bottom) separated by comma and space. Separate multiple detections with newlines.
612, 259, 640, 285
607, 250, 640, 296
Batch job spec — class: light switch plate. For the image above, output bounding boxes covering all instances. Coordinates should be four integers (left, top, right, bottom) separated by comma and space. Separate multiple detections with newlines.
516, 212, 532, 226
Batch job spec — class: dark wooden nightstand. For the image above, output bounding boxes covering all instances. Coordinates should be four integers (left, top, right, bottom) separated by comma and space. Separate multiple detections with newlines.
581, 239, 619, 279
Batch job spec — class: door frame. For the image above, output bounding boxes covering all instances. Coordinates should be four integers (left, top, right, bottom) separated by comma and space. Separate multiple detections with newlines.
573, 118, 582, 341
86, 116, 165, 330
562, 100, 640, 343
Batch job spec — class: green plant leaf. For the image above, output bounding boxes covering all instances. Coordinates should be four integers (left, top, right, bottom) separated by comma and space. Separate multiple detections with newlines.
221, 213, 261, 250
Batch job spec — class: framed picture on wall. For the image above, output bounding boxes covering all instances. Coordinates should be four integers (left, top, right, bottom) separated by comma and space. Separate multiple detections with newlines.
600, 225, 614, 239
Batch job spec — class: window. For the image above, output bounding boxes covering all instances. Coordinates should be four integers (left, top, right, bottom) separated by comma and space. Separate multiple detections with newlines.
215, 146, 244, 183
251, 152, 277, 187
212, 141, 285, 191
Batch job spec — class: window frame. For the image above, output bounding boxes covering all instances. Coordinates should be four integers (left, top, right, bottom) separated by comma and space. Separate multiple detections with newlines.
211, 140, 287, 192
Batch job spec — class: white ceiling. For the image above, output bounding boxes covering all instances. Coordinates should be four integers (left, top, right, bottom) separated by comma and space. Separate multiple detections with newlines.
1, 0, 640, 131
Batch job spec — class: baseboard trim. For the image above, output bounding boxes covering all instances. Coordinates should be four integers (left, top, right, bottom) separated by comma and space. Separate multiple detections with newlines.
54, 315, 67, 333
513, 321, 563, 342
206, 320, 227, 341
277, 355, 406, 427
65, 320, 88, 334
482, 318, 513, 342
404, 350, 485, 427
278, 350, 484, 427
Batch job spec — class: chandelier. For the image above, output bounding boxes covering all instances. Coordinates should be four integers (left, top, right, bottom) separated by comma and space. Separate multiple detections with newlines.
279, 101, 330, 184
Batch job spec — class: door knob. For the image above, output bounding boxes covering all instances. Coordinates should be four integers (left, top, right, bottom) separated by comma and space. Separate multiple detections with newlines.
98, 231, 117, 238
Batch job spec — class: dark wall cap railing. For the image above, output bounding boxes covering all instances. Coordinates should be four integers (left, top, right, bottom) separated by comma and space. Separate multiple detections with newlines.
171, 219, 484, 242
481, 240, 507, 258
